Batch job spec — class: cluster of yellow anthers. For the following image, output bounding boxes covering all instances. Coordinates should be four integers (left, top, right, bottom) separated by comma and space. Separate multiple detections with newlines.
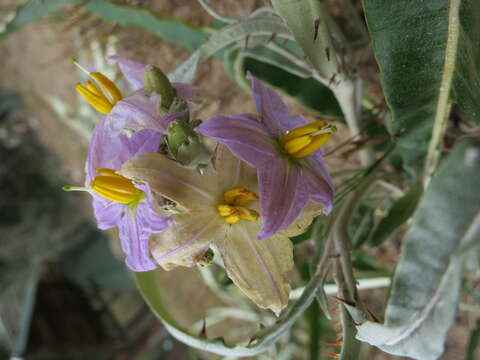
217, 187, 260, 224
73, 59, 123, 114
282, 120, 336, 158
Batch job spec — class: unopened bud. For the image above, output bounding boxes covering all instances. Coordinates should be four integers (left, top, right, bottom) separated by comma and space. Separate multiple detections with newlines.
144, 65, 176, 109
166, 120, 211, 170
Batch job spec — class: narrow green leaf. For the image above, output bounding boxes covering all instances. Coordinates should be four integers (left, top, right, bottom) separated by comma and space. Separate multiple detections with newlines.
0, 0, 81, 41
198, 17, 293, 62
315, 273, 332, 320
240, 46, 311, 78
135, 242, 333, 357
85, 0, 206, 51
354, 139, 480, 360
369, 184, 423, 247
363, 0, 480, 166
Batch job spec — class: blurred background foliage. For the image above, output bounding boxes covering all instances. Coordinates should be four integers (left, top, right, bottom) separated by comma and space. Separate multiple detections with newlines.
0, 0, 479, 360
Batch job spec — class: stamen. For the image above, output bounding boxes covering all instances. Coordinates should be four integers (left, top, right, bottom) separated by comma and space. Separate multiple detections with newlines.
282, 120, 335, 158
72, 58, 122, 114
283, 120, 327, 141
217, 188, 260, 224
75, 83, 113, 114
224, 187, 259, 205
90, 72, 122, 103
292, 133, 331, 158
90, 169, 143, 204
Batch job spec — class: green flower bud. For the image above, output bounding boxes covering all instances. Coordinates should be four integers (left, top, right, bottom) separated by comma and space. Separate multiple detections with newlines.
166, 119, 211, 171
143, 65, 176, 109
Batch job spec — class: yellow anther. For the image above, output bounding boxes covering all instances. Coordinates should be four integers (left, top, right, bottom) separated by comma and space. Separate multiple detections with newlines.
283, 135, 312, 154
218, 188, 260, 224
236, 207, 260, 222
292, 134, 331, 158
73, 59, 122, 114
90, 72, 123, 103
283, 120, 327, 141
76, 83, 113, 114
217, 204, 236, 217
90, 169, 143, 204
224, 187, 259, 205
282, 120, 335, 158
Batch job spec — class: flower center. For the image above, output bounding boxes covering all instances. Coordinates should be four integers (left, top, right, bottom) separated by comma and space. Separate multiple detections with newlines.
73, 59, 122, 114
217, 187, 260, 224
90, 168, 144, 204
282, 120, 336, 158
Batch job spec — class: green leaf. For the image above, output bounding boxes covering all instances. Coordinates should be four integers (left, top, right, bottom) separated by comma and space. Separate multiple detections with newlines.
270, 0, 339, 79
363, 0, 480, 166
84, 0, 206, 51
369, 184, 423, 247
354, 139, 480, 360
0, 0, 80, 41
198, 17, 293, 62
135, 245, 332, 357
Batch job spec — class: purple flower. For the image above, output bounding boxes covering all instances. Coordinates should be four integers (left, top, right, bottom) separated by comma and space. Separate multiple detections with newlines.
80, 118, 170, 272
197, 75, 334, 239
75, 55, 196, 135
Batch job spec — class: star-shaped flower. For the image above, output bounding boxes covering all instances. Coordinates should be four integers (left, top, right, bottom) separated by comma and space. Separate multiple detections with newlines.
64, 120, 170, 272
121, 146, 317, 313
197, 75, 335, 239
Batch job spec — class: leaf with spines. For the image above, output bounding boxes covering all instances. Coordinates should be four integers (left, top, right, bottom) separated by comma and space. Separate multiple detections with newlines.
351, 139, 480, 360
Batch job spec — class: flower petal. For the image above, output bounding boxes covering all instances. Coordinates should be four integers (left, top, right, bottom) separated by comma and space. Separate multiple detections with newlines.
257, 157, 309, 239
213, 145, 258, 193
303, 151, 335, 213
121, 153, 219, 211
150, 212, 223, 270
197, 114, 277, 168
215, 221, 293, 314
109, 55, 146, 90
118, 207, 158, 272
92, 199, 123, 230
249, 74, 306, 134
85, 118, 126, 184
107, 91, 178, 135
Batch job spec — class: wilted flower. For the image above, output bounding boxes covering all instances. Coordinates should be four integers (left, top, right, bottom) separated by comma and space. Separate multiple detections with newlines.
64, 120, 170, 272
197, 75, 335, 239
121, 146, 318, 313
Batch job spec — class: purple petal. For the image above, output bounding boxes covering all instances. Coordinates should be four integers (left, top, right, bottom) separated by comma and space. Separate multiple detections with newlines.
248, 74, 306, 134
85, 118, 126, 184
109, 55, 146, 90
107, 92, 166, 135
117, 129, 162, 165
118, 207, 158, 272
257, 158, 309, 239
197, 114, 278, 168
92, 199, 123, 230
172, 83, 197, 100
303, 152, 335, 213
85, 119, 162, 185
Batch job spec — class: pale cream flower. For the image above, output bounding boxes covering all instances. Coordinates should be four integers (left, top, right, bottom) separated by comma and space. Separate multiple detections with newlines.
121, 145, 321, 313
